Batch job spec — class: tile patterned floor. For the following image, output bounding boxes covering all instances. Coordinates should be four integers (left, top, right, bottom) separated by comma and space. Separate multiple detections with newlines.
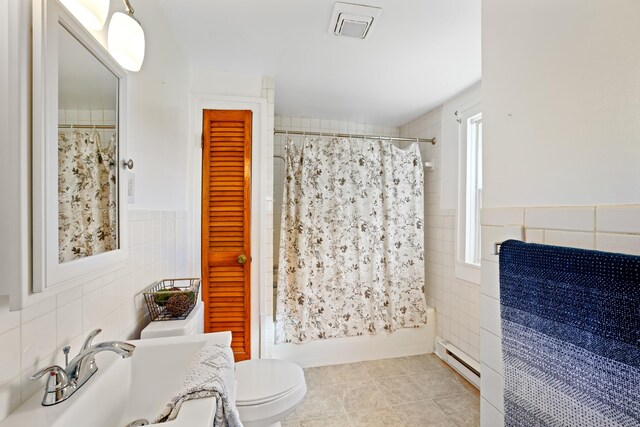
283, 354, 480, 427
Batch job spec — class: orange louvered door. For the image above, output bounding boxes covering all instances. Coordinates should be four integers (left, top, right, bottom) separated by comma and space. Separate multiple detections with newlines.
201, 109, 252, 361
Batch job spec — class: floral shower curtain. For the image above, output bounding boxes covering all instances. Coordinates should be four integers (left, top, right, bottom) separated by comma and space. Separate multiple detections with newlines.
58, 130, 118, 263
275, 137, 427, 344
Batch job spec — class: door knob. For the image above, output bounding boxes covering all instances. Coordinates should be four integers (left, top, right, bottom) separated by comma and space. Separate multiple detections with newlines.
122, 159, 134, 170
237, 254, 248, 265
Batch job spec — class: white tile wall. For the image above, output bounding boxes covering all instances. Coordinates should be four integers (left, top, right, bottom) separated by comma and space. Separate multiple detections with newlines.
596, 205, 640, 234
400, 107, 481, 362
480, 260, 500, 300
524, 228, 544, 244
59, 109, 117, 147
479, 294, 501, 338
271, 114, 400, 313
481, 364, 505, 413
596, 233, 640, 256
525, 206, 595, 231
262, 77, 276, 321
481, 396, 505, 427
544, 230, 594, 249
479, 204, 640, 426
0, 209, 188, 422
175, 211, 189, 276
479, 328, 503, 376
481, 208, 524, 227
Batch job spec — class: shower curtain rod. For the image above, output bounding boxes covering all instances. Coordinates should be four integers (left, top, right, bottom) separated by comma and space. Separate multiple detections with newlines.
274, 129, 436, 145
59, 124, 117, 130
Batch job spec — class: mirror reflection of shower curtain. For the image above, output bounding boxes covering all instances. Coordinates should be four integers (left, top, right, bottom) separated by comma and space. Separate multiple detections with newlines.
58, 129, 118, 263
275, 137, 427, 344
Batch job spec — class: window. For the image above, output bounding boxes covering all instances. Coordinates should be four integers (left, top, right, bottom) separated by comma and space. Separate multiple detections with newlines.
465, 113, 482, 265
455, 105, 482, 284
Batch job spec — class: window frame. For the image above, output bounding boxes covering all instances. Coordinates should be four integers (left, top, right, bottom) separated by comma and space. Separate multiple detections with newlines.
455, 103, 482, 284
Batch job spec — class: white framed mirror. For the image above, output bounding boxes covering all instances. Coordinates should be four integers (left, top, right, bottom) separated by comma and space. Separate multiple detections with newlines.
32, 0, 129, 292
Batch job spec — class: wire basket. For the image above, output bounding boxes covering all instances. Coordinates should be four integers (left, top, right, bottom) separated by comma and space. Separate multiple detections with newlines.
143, 278, 201, 321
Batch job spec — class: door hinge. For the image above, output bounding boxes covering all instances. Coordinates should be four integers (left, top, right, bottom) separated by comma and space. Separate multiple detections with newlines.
201, 133, 204, 149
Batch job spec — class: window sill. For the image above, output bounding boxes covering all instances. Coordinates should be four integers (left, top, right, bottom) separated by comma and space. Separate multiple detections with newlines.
454, 261, 481, 285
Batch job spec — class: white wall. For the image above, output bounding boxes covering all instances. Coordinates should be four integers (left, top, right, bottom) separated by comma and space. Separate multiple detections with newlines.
483, 0, 640, 208
191, 68, 264, 99
89, 1, 191, 210
440, 82, 481, 209
481, 1, 640, 425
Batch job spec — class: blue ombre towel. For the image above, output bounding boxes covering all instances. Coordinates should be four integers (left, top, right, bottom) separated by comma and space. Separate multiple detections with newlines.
499, 240, 640, 427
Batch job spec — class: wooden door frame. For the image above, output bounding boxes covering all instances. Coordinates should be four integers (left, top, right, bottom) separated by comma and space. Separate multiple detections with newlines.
187, 95, 268, 360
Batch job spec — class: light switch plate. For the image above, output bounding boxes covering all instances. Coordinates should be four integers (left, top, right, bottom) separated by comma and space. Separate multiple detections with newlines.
127, 172, 135, 204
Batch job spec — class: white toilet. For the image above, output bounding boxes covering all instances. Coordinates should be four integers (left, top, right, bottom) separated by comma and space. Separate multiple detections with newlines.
234, 359, 307, 427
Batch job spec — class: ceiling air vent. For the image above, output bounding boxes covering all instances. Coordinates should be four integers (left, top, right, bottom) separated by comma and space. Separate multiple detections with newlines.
328, 2, 382, 40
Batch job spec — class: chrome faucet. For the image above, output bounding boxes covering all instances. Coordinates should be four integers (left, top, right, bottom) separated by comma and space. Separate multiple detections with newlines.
29, 328, 135, 406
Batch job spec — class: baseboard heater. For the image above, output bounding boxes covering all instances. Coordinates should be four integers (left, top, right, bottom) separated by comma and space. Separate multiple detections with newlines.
435, 338, 481, 389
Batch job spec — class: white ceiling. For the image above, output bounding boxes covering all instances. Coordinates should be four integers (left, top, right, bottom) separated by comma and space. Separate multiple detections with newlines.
157, 0, 480, 126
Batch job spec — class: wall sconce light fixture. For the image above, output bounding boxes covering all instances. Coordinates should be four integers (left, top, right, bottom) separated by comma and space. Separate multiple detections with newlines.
108, 0, 145, 72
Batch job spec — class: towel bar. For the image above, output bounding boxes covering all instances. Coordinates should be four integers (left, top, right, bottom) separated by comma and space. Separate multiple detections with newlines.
494, 242, 502, 255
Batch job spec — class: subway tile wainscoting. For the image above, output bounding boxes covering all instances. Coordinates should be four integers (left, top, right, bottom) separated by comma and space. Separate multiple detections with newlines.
256, 75, 278, 356
0, 210, 188, 421
479, 205, 640, 426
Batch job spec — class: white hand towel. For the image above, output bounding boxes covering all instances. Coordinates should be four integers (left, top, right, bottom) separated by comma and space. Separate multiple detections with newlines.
154, 343, 243, 426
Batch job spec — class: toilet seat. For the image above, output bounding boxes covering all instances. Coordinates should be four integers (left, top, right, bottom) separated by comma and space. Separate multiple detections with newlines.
235, 359, 307, 427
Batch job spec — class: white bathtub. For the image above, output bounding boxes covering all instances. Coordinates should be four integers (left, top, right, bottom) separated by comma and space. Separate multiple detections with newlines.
265, 305, 436, 368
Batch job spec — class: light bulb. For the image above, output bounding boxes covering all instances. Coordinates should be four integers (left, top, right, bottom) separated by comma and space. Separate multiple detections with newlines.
108, 12, 145, 72
60, 0, 109, 30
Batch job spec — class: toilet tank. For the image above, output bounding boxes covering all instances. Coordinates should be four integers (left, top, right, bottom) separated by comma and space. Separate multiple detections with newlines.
140, 300, 204, 339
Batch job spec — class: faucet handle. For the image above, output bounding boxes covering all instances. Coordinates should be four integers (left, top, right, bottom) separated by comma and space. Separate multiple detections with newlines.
81, 328, 102, 351
29, 366, 70, 392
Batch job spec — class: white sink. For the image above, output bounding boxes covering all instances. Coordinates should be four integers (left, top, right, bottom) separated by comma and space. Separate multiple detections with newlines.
0, 332, 233, 427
